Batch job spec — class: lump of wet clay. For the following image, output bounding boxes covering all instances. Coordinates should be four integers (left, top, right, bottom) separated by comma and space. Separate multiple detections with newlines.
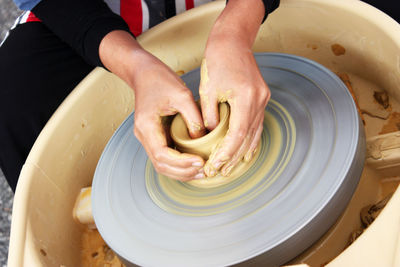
170, 102, 262, 188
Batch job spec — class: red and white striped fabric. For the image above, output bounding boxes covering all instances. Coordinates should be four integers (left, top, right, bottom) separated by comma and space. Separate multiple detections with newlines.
17, 0, 213, 36
175, 0, 211, 14
18, 10, 41, 23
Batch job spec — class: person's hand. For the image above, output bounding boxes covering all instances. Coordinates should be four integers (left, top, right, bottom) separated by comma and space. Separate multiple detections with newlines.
99, 31, 206, 181
200, 0, 270, 177
133, 53, 207, 181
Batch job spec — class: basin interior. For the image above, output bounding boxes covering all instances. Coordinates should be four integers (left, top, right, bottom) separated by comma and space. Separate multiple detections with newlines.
8, 1, 400, 266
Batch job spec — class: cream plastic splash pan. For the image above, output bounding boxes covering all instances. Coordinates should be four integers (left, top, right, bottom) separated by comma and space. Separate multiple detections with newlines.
8, 0, 400, 266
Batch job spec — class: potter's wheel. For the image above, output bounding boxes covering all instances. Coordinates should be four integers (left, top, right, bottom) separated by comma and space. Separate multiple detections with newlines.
92, 53, 365, 266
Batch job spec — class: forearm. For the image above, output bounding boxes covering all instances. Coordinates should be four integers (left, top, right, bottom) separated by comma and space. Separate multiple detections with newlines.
99, 30, 142, 88
212, 0, 265, 48
99, 30, 171, 97
32, 0, 131, 67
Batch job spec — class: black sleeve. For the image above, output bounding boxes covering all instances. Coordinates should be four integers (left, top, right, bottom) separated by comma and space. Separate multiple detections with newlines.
261, 0, 280, 22
226, 0, 280, 23
32, 0, 132, 67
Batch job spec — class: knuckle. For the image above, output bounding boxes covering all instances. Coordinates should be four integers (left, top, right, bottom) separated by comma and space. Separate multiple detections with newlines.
134, 115, 147, 133
133, 125, 142, 138
154, 162, 165, 173
180, 172, 194, 180
179, 89, 194, 100
231, 127, 247, 141
259, 87, 271, 106
153, 151, 164, 162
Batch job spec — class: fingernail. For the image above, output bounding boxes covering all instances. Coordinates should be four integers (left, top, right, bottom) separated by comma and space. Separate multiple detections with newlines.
192, 161, 203, 167
204, 164, 211, 176
213, 161, 222, 169
222, 165, 233, 176
209, 169, 216, 177
195, 173, 205, 179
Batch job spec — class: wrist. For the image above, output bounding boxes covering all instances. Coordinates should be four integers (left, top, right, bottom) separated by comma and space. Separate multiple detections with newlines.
209, 0, 264, 47
99, 30, 153, 89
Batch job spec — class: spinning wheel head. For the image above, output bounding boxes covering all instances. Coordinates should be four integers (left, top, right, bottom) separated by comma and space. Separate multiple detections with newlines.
92, 53, 365, 267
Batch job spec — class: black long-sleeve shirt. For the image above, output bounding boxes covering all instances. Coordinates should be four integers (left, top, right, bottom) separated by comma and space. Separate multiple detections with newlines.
27, 0, 279, 67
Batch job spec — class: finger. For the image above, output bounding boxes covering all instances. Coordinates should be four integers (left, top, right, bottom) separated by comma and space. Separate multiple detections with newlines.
134, 115, 203, 172
244, 113, 264, 162
174, 90, 206, 139
155, 147, 205, 168
220, 130, 253, 176
200, 92, 219, 131
199, 59, 219, 131
153, 162, 205, 181
204, 105, 251, 177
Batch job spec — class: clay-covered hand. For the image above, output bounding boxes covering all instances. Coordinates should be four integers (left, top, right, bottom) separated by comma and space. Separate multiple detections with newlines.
99, 30, 206, 181
200, 0, 270, 177
133, 54, 208, 181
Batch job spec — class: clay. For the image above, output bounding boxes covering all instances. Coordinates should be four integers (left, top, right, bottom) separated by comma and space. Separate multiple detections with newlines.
175, 70, 185, 76
331, 44, 346, 56
152, 100, 290, 204
337, 73, 365, 124
170, 101, 263, 188
307, 44, 318, 50
170, 103, 230, 161
374, 91, 390, 109
81, 229, 124, 266
72, 187, 95, 228
348, 193, 393, 246
379, 112, 400, 134
338, 73, 391, 124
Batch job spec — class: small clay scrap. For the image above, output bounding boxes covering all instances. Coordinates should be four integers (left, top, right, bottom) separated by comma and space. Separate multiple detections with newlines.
331, 44, 346, 56
348, 193, 393, 246
307, 44, 318, 50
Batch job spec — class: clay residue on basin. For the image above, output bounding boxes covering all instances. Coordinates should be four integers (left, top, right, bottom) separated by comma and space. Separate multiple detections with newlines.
335, 72, 400, 138
81, 228, 125, 266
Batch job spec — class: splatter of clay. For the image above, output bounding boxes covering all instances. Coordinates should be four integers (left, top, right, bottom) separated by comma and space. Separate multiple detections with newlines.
307, 44, 318, 50
379, 112, 400, 134
331, 43, 346, 56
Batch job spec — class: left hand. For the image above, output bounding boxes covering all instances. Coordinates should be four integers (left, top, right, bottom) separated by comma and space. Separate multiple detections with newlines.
200, 35, 270, 177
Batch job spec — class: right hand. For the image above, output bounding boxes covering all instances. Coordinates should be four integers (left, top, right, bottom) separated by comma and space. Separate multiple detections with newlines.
99, 31, 206, 181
